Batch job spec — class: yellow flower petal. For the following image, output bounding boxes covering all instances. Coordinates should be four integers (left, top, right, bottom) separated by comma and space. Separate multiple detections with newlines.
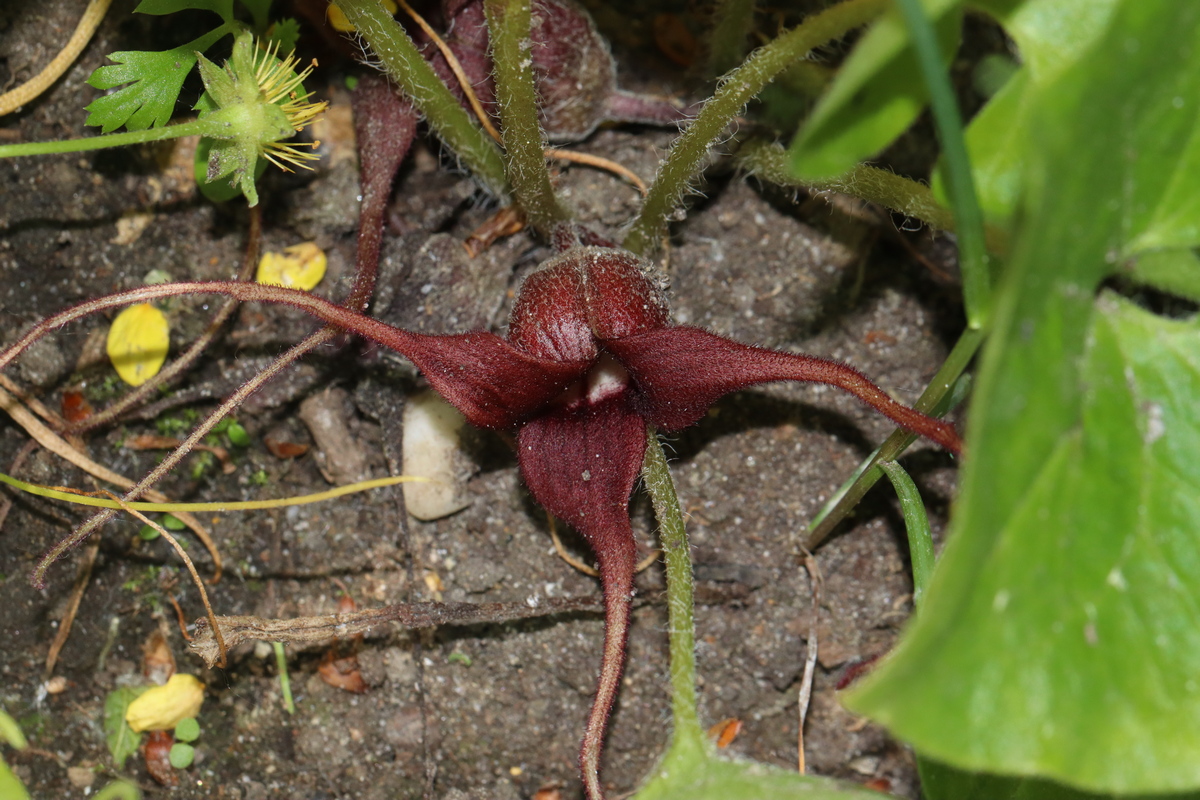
106, 304, 169, 387
125, 674, 205, 733
256, 242, 327, 291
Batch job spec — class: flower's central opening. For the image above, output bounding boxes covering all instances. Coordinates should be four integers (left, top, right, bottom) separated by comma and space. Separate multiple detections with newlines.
551, 353, 630, 411
586, 353, 629, 404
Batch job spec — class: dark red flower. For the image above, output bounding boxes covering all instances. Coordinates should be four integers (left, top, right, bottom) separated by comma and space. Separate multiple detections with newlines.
5, 226, 959, 800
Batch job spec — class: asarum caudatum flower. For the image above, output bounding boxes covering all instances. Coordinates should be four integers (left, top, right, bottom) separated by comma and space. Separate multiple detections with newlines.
3, 226, 960, 799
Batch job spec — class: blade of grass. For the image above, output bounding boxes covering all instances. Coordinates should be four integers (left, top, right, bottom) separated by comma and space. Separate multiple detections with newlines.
894, 0, 989, 329
878, 460, 934, 606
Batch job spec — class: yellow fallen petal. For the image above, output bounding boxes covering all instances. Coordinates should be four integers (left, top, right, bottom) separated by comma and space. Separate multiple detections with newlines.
106, 303, 169, 387
328, 0, 397, 32
256, 242, 327, 291
125, 674, 205, 733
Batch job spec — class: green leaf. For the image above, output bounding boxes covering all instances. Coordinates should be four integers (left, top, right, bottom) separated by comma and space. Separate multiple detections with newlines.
847, 5, 1200, 792
162, 514, 187, 531
920, 758, 1200, 800
938, 0, 1127, 228
239, 0, 275, 31
878, 460, 934, 607
168, 742, 195, 769
1123, 248, 1200, 303
85, 27, 232, 133
103, 687, 147, 769
0, 709, 27, 750
92, 780, 142, 800
265, 18, 301, 54
134, 0, 233, 18
0, 755, 31, 800
225, 421, 251, 447
632, 739, 889, 800
174, 717, 200, 742
788, 0, 961, 180
932, 65, 1031, 225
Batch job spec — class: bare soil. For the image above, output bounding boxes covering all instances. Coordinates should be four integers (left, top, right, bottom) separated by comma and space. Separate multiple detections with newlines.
0, 1, 961, 798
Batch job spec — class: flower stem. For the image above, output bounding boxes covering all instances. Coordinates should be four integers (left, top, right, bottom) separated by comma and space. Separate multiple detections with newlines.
0, 118, 210, 159
641, 429, 703, 749
895, 0, 990, 329
623, 0, 887, 256
335, 0, 508, 196
737, 139, 1009, 255
483, 0, 569, 236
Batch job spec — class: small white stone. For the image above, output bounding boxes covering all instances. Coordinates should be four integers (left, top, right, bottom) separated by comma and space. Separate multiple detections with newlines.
402, 391, 474, 520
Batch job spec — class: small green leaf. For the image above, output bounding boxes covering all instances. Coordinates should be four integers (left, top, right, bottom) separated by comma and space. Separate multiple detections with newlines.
138, 524, 161, 541
161, 514, 187, 531
174, 717, 200, 743
92, 780, 142, 800
0, 709, 27, 750
788, 0, 961, 180
168, 743, 195, 769
225, 421, 251, 447
86, 46, 199, 132
447, 652, 472, 667
103, 687, 147, 769
0, 755, 31, 800
265, 18, 301, 54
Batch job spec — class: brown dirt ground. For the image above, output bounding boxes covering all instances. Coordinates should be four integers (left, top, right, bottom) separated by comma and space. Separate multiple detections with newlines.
1, 1, 962, 797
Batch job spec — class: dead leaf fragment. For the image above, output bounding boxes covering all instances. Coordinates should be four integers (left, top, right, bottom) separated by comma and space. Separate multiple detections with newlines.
107, 304, 169, 387
125, 674, 204, 732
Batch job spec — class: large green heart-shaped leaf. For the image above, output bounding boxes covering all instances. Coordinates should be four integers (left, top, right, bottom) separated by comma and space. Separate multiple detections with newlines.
848, 2, 1200, 793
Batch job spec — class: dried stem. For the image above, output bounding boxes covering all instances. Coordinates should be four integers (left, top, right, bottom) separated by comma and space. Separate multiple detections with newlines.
189, 596, 603, 666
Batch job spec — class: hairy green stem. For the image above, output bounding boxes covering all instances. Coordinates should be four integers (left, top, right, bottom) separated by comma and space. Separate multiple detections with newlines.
895, 0, 989, 328
806, 325, 981, 550
878, 460, 934, 607
623, 0, 887, 256
642, 430, 703, 749
706, 0, 757, 77
483, 0, 569, 235
336, 0, 508, 195
0, 118, 211, 158
739, 140, 1009, 254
